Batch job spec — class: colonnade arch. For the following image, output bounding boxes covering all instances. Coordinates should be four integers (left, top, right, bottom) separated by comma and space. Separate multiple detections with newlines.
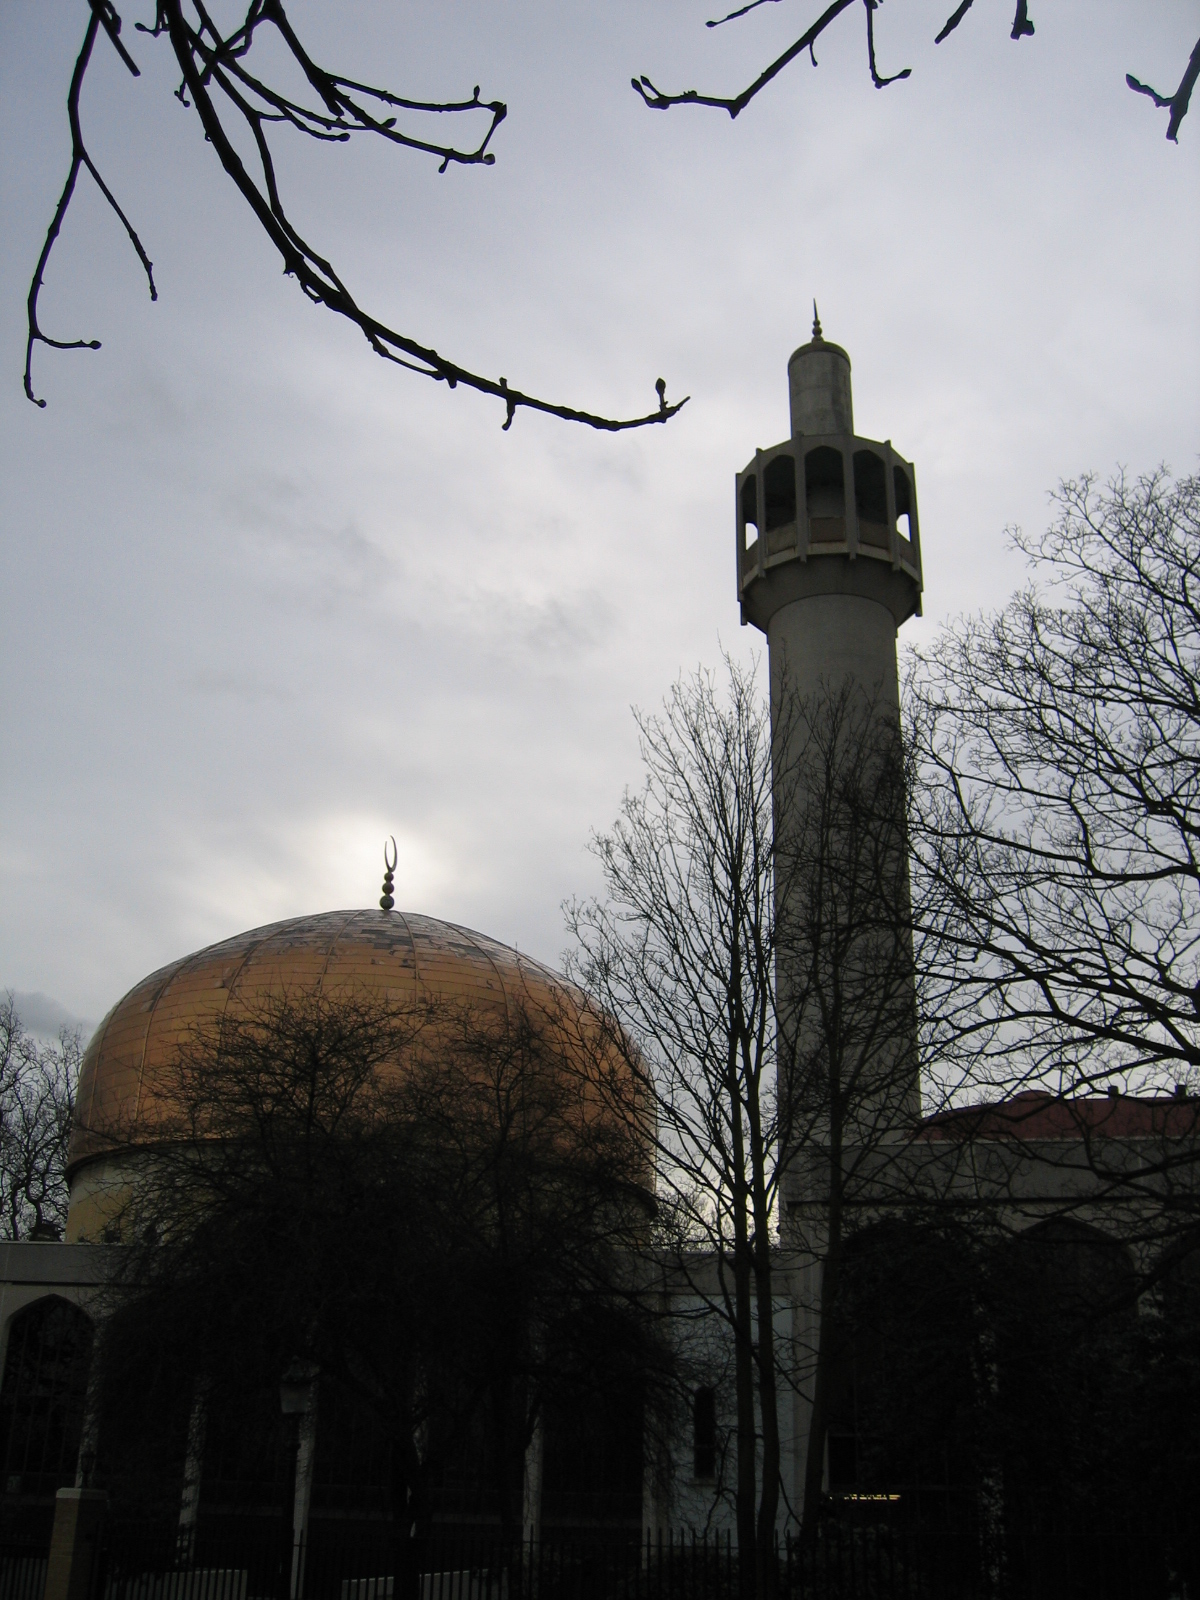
0, 1295, 94, 1508
823, 1219, 981, 1513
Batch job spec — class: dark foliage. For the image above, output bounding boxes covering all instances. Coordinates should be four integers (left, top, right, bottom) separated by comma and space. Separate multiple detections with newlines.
90, 985, 672, 1543
825, 1220, 986, 1508
824, 1212, 1200, 1588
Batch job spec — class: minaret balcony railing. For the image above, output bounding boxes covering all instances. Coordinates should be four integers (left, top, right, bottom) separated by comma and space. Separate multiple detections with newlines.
736, 433, 922, 600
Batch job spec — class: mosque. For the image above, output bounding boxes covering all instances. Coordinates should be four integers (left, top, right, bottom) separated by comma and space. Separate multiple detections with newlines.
0, 324, 1192, 1581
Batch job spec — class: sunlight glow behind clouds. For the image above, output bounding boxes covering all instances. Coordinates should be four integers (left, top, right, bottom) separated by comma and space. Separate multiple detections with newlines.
1, 1, 1197, 1022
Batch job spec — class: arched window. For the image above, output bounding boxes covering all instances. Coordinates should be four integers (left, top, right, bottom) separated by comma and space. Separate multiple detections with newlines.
853, 452, 888, 547
804, 447, 845, 536
1010, 1217, 1134, 1320
826, 1221, 978, 1499
763, 454, 796, 533
0, 1298, 93, 1499
996, 1217, 1137, 1530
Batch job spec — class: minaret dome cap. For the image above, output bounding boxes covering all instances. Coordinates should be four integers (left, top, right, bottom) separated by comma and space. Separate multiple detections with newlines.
787, 308, 853, 437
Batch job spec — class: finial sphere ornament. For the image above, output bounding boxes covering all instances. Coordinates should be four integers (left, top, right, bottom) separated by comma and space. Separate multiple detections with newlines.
380, 836, 397, 911
812, 300, 823, 340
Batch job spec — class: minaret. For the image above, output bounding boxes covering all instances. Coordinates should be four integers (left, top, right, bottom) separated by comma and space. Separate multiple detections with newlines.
737, 307, 922, 711
736, 311, 923, 1130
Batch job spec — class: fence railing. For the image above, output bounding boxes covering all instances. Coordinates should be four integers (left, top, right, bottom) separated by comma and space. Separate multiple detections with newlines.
0, 1549, 49, 1600
1, 1514, 1190, 1600
88, 1519, 1188, 1600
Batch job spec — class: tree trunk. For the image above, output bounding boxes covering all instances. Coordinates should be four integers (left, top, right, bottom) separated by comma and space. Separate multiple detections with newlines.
732, 1241, 761, 1600
724, 1020, 760, 1600
748, 1078, 780, 1600
491, 1377, 521, 1548
730, 1239, 760, 1600
752, 1257, 781, 1600
389, 1434, 429, 1600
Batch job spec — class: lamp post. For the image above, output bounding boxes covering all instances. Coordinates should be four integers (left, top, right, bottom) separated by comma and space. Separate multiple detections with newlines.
278, 1360, 317, 1600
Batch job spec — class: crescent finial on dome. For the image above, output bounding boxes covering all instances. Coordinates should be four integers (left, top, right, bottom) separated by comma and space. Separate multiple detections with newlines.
380, 837, 397, 911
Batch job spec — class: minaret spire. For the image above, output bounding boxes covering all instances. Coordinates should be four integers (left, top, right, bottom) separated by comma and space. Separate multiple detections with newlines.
811, 300, 823, 340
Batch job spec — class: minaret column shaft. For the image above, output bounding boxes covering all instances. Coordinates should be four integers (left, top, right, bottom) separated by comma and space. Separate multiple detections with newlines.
736, 319, 924, 1147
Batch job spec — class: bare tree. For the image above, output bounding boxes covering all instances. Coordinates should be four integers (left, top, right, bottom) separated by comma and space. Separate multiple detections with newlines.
908, 469, 1200, 1101
566, 660, 937, 1577
632, 2, 1198, 143
0, 993, 79, 1240
27, 2, 688, 432
567, 661, 785, 1595
906, 468, 1200, 1257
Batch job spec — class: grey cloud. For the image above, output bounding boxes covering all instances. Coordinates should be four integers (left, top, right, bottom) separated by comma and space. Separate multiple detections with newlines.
2, 0, 1197, 1022
4, 991, 94, 1044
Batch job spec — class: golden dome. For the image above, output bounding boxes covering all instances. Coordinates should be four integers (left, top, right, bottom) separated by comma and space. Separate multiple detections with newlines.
68, 910, 619, 1238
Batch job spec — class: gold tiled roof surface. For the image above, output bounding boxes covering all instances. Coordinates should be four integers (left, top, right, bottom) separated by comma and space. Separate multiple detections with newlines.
68, 909, 587, 1175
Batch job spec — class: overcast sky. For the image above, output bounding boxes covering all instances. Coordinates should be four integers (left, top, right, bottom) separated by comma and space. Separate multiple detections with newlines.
2, 0, 1197, 1032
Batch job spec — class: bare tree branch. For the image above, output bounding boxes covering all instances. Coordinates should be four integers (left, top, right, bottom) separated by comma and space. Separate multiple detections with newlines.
27, 2, 689, 432
909, 469, 1200, 1097
633, 0, 858, 118
864, 0, 911, 90
0, 994, 79, 1239
634, 0, 1192, 141
25, 9, 157, 406
1127, 33, 1200, 143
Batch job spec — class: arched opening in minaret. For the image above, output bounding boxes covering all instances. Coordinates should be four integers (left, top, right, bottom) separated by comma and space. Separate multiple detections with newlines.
893, 466, 914, 545
853, 451, 889, 548
804, 446, 845, 541
740, 474, 758, 535
763, 453, 796, 533
739, 474, 760, 576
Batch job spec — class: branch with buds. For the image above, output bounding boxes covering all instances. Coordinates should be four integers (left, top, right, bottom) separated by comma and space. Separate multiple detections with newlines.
633, 0, 1196, 142
27, 1, 688, 433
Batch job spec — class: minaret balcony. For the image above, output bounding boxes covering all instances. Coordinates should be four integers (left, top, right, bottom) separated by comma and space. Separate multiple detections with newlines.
736, 432, 923, 627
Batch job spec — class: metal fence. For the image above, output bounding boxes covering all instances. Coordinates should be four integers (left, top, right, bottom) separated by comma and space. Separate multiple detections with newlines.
0, 1517, 1189, 1600
0, 1549, 49, 1600
89, 1520, 1188, 1600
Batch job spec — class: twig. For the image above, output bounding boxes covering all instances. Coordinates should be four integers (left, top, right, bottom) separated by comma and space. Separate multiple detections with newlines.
27, 1, 688, 432
1009, 0, 1034, 42
707, 0, 783, 29
1127, 34, 1200, 144
636, 0, 1194, 142
933, 0, 976, 47
865, 0, 911, 90
633, 0, 857, 118
25, 10, 156, 406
